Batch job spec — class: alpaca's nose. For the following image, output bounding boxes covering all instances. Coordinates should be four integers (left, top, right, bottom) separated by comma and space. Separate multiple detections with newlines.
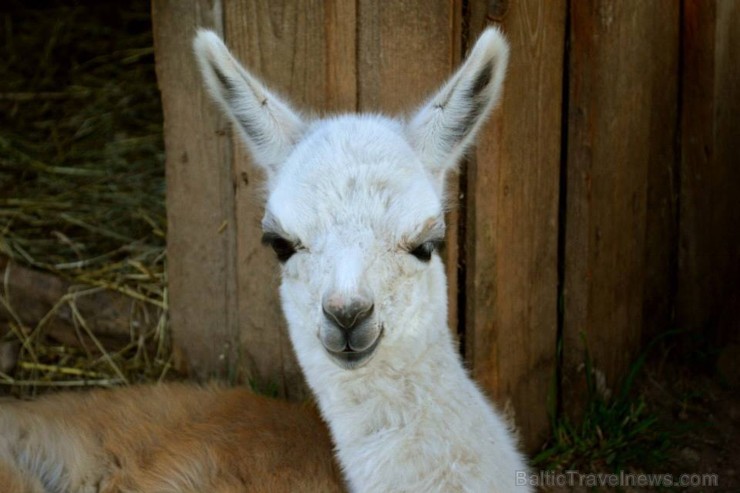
322, 293, 374, 334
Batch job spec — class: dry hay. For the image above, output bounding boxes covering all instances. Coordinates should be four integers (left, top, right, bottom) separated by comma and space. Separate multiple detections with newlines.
0, 0, 173, 396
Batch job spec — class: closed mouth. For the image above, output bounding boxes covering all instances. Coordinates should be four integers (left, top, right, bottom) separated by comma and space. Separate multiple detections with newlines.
326, 326, 383, 369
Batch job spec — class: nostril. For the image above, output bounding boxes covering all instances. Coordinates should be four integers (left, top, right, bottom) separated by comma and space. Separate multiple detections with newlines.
322, 299, 374, 331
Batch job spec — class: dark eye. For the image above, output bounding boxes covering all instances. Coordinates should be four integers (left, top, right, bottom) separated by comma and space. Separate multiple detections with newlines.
261, 233, 297, 263
409, 240, 443, 262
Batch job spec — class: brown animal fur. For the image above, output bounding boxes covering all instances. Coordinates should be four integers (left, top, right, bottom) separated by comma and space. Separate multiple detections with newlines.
0, 384, 345, 492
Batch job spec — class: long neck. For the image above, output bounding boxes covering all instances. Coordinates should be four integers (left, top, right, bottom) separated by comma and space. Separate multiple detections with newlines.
315, 327, 465, 439
304, 321, 516, 492
286, 264, 529, 491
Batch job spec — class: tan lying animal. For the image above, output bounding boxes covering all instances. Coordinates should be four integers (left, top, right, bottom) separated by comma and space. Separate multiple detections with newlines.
0, 384, 344, 492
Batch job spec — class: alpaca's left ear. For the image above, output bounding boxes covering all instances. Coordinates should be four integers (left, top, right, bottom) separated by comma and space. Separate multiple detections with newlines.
406, 27, 509, 183
193, 30, 306, 180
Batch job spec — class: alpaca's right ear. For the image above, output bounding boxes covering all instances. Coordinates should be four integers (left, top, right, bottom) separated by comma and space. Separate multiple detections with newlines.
193, 30, 305, 179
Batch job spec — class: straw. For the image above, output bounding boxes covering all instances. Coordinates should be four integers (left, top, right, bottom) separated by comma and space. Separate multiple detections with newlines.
0, 0, 174, 396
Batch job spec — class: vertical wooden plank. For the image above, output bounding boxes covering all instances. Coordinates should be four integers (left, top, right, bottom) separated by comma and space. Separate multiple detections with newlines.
642, 4, 680, 344
467, 0, 565, 450
153, 0, 240, 379
679, 0, 740, 343
563, 1, 680, 395
357, 1, 460, 113
224, 1, 357, 398
712, 1, 740, 344
357, 0, 463, 338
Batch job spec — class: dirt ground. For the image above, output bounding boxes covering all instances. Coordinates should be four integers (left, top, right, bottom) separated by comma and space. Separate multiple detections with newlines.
542, 346, 739, 492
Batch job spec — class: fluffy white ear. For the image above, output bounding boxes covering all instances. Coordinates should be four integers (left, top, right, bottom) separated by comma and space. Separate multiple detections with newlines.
406, 27, 509, 183
193, 30, 306, 178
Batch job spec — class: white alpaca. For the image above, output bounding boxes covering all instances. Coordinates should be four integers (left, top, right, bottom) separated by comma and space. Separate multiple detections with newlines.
194, 27, 531, 493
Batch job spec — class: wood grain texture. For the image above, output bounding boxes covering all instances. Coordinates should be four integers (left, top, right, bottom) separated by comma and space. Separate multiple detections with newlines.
357, 0, 460, 114
466, 0, 565, 450
641, 4, 680, 344
358, 0, 463, 337
679, 0, 740, 343
563, 1, 680, 394
153, 0, 240, 379
224, 0, 357, 398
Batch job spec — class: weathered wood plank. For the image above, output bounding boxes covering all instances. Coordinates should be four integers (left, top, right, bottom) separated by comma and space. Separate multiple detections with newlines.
466, 0, 565, 450
563, 1, 680, 395
357, 0, 463, 337
224, 0, 357, 397
153, 0, 240, 379
679, 0, 740, 343
642, 4, 680, 344
357, 0, 460, 113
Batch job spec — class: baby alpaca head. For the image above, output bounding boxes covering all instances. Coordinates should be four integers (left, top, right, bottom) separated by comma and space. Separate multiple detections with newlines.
194, 29, 509, 375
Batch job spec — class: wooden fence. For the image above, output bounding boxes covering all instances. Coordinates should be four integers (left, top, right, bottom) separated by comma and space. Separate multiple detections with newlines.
152, 0, 740, 451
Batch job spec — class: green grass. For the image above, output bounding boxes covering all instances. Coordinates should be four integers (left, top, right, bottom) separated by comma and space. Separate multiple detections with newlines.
534, 333, 681, 473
